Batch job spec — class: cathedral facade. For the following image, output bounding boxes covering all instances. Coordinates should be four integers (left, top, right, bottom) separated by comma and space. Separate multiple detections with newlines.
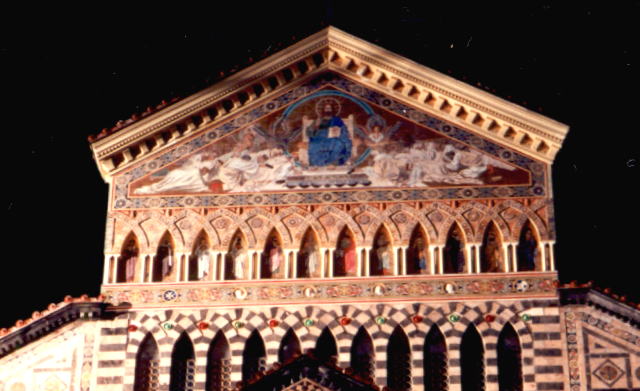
1, 27, 639, 391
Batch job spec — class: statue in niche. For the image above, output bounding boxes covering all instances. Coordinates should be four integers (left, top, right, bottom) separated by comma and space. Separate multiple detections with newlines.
444, 229, 465, 274
157, 239, 174, 281
517, 228, 538, 271
301, 98, 354, 168
263, 237, 284, 279
194, 239, 211, 280
482, 231, 502, 272
372, 236, 393, 276
412, 237, 429, 274
334, 235, 357, 276
121, 239, 138, 282
230, 237, 247, 280
298, 239, 319, 278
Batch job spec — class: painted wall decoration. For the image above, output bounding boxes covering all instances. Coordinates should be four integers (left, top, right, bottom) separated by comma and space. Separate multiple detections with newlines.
131, 89, 529, 197
115, 73, 545, 210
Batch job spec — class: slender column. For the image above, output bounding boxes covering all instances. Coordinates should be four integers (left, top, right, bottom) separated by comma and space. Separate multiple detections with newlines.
437, 245, 444, 274
548, 241, 556, 271
284, 250, 290, 279
291, 250, 299, 279
218, 252, 227, 281
176, 253, 184, 282
103, 255, 111, 284
428, 245, 437, 275
364, 248, 371, 277
184, 253, 190, 281
474, 245, 481, 273
402, 246, 409, 275
510, 244, 518, 272
113, 255, 120, 283
137, 254, 147, 283
328, 249, 334, 278
465, 244, 474, 274
147, 255, 157, 282
356, 247, 364, 277
319, 248, 328, 278
210, 251, 218, 281
502, 243, 511, 273
393, 246, 400, 276
248, 250, 256, 280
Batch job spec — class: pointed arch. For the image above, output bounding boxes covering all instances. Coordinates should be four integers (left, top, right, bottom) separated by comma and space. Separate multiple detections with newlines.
370, 224, 394, 276
334, 226, 357, 277
278, 328, 302, 364
226, 229, 248, 280
189, 230, 212, 281
517, 220, 540, 271
134, 333, 159, 391
351, 326, 374, 382
480, 221, 504, 272
387, 326, 411, 391
407, 224, 429, 275
117, 233, 140, 283
443, 223, 466, 274
153, 231, 175, 282
424, 325, 447, 391
497, 323, 523, 391
169, 332, 195, 391
206, 331, 230, 391
315, 327, 338, 363
297, 228, 321, 278
461, 324, 485, 391
313, 205, 365, 243
261, 228, 284, 279
242, 329, 266, 382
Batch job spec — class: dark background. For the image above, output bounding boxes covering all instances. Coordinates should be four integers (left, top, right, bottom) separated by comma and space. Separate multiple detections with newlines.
1, 2, 638, 328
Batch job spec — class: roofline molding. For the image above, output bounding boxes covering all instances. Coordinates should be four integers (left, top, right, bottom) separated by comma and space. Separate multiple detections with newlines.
90, 26, 569, 182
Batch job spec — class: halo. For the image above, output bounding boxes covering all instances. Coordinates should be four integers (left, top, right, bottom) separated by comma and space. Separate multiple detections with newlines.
366, 114, 387, 130
315, 97, 342, 117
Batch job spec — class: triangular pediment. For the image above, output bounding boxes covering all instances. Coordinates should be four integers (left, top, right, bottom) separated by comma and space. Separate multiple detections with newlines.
91, 27, 568, 189
117, 74, 539, 209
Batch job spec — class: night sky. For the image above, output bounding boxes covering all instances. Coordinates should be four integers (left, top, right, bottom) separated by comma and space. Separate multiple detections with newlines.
1, 2, 638, 328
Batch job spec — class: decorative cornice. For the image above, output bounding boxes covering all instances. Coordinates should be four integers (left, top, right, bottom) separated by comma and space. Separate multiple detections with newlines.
90, 27, 569, 182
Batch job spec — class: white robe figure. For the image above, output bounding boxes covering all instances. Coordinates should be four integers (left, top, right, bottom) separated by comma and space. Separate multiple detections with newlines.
196, 246, 211, 280
307, 249, 319, 276
234, 250, 247, 279
135, 154, 217, 194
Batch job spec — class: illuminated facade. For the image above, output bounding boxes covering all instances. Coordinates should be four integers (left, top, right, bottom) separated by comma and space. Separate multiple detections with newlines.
1, 27, 638, 391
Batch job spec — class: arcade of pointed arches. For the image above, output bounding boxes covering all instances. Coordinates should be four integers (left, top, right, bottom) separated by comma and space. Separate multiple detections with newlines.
104, 201, 555, 284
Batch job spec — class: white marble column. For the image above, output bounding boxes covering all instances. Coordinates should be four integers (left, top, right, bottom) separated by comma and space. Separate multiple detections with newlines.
364, 248, 371, 277
328, 248, 335, 278
501, 243, 511, 273
438, 246, 444, 274
356, 247, 364, 277
428, 245, 437, 275
103, 255, 112, 284
319, 248, 328, 278
248, 250, 257, 280
474, 245, 481, 273
465, 244, 474, 274
548, 241, 556, 271
147, 255, 157, 282
510, 244, 518, 272
392, 246, 401, 276
401, 246, 409, 275
218, 252, 227, 280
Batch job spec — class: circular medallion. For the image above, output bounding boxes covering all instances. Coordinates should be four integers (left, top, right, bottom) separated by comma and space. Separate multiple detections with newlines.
375, 316, 386, 325
448, 313, 461, 323
197, 322, 209, 330
521, 314, 532, 322
234, 288, 248, 300
163, 290, 178, 301
339, 317, 351, 326
411, 315, 424, 324
232, 320, 244, 329
303, 287, 317, 298
514, 280, 530, 292
268, 319, 280, 328
303, 318, 315, 327
373, 284, 386, 296
162, 322, 174, 330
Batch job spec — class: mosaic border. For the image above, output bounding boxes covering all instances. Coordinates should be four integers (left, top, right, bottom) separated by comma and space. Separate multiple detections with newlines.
112, 73, 546, 210
101, 274, 557, 307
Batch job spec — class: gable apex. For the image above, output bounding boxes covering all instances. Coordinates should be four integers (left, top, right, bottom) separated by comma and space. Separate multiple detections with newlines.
90, 26, 569, 182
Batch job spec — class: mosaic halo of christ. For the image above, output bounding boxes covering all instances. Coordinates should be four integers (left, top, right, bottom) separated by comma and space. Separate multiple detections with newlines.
132, 90, 524, 196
